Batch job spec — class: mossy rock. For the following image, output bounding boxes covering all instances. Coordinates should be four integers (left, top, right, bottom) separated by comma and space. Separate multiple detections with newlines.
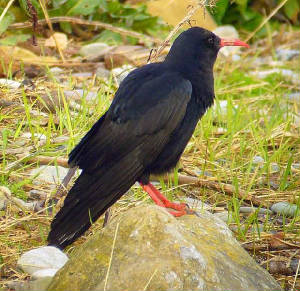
48, 205, 282, 291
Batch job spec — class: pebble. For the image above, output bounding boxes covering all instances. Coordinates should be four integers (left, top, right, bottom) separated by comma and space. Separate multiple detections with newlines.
252, 155, 264, 165
183, 197, 211, 212
291, 163, 300, 171
72, 72, 93, 78
112, 64, 134, 84
63, 89, 98, 102
269, 181, 279, 190
215, 127, 227, 135
0, 191, 7, 211
21, 132, 47, 141
252, 69, 299, 84
0, 78, 21, 89
32, 268, 59, 279
249, 224, 264, 234
95, 64, 111, 79
216, 158, 227, 165
213, 25, 241, 57
276, 49, 299, 61
49, 67, 64, 75
271, 202, 299, 217
194, 169, 213, 177
270, 162, 280, 173
79, 42, 110, 58
213, 99, 237, 116
239, 207, 272, 215
231, 54, 241, 62
30, 165, 69, 186
29, 189, 47, 200
286, 92, 300, 103
17, 246, 68, 275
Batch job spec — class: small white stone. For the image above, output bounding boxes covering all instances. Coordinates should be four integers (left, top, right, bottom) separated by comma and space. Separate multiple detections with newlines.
0, 79, 21, 89
49, 67, 64, 75
112, 65, 134, 84
32, 268, 59, 279
270, 162, 280, 173
21, 132, 47, 141
271, 202, 299, 217
72, 72, 93, 78
276, 49, 299, 61
213, 100, 237, 116
80, 42, 110, 58
17, 246, 68, 275
251, 69, 299, 84
213, 25, 240, 57
252, 156, 264, 165
184, 197, 211, 211
30, 165, 69, 186
64, 89, 98, 102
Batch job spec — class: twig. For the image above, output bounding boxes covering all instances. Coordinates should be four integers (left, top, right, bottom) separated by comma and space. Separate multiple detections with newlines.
37, 0, 65, 62
155, 174, 267, 208
8, 16, 161, 44
0, 0, 15, 29
292, 257, 300, 291
25, 0, 38, 45
19, 155, 69, 167
0, 186, 28, 213
103, 222, 120, 291
242, 242, 300, 251
245, 0, 289, 42
150, 0, 213, 62
103, 208, 111, 228
54, 167, 77, 198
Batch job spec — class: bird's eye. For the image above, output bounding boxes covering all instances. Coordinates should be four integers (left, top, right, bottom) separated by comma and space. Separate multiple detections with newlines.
207, 37, 214, 44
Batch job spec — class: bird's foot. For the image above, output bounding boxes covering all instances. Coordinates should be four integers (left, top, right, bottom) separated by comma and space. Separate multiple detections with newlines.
139, 182, 194, 217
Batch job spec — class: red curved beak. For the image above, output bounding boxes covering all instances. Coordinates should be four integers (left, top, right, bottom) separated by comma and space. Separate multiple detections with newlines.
220, 39, 250, 48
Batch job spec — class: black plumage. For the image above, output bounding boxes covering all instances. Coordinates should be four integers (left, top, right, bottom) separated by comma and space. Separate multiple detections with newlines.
48, 27, 248, 249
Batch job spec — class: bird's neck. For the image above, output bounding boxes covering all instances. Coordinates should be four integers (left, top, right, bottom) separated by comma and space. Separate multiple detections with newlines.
173, 63, 215, 109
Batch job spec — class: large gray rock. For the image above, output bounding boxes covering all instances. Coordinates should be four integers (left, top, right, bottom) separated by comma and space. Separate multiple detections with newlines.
48, 205, 281, 291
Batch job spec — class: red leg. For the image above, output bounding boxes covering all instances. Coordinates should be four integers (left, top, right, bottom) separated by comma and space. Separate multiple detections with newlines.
146, 183, 187, 211
140, 184, 165, 207
139, 182, 193, 216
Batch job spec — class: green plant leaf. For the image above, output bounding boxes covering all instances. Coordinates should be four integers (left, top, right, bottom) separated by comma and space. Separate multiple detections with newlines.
0, 9, 15, 36
61, 0, 100, 16
0, 33, 30, 45
283, 0, 300, 23
60, 22, 72, 34
234, 0, 248, 13
208, 0, 229, 24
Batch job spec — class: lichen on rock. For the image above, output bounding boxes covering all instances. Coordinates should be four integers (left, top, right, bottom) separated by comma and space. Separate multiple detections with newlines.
48, 205, 282, 291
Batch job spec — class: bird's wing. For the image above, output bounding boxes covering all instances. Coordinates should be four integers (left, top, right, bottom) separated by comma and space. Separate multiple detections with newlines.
48, 70, 192, 248
69, 69, 192, 172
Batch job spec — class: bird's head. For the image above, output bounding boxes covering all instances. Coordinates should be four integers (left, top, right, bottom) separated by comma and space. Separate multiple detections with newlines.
165, 27, 249, 70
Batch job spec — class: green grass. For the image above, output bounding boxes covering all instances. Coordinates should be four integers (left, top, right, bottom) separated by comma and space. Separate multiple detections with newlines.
0, 44, 299, 289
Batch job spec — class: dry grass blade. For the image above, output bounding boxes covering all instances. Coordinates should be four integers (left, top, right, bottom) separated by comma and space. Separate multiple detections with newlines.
0, 0, 15, 25
158, 174, 267, 208
143, 269, 158, 291
292, 258, 300, 291
103, 221, 120, 291
8, 16, 161, 45
149, 0, 215, 62
37, 0, 65, 62
245, 0, 289, 42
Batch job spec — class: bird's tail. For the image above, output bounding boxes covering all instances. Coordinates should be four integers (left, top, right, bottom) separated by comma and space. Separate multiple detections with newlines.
47, 155, 143, 249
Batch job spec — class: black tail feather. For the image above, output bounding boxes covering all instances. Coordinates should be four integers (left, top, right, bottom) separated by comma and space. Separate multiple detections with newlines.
48, 153, 143, 249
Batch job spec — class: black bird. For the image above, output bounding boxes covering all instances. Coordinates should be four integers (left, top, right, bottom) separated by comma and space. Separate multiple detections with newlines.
48, 27, 249, 249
